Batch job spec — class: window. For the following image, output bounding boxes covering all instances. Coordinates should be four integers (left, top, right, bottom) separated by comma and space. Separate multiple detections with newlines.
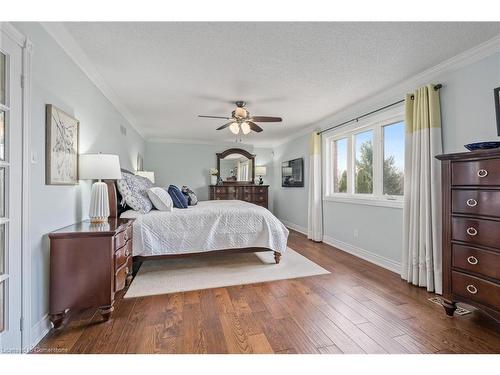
333, 138, 347, 193
354, 130, 373, 194
383, 121, 405, 196
325, 109, 405, 207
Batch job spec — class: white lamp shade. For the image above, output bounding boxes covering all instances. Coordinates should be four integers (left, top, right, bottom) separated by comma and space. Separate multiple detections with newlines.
136, 170, 155, 183
79, 153, 121, 180
229, 122, 240, 134
240, 122, 251, 135
255, 166, 267, 176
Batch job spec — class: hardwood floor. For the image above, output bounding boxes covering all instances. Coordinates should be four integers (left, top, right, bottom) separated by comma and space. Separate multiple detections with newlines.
34, 230, 500, 354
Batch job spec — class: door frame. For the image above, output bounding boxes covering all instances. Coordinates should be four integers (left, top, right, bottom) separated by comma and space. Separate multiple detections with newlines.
0, 22, 33, 353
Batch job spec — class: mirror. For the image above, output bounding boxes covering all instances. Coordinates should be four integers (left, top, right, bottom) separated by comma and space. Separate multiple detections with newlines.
216, 148, 255, 183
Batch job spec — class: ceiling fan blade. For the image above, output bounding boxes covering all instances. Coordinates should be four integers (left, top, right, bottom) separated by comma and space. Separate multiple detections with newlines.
251, 116, 282, 122
248, 121, 263, 133
198, 115, 232, 120
216, 121, 234, 130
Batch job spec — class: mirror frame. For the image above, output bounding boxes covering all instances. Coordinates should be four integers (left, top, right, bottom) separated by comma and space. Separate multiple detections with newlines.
216, 148, 255, 184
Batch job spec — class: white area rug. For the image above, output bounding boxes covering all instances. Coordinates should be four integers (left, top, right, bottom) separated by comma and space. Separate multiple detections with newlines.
125, 248, 329, 298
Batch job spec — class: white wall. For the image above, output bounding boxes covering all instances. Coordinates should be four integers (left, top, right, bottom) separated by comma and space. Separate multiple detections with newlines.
274, 50, 500, 271
144, 141, 275, 211
12, 23, 146, 337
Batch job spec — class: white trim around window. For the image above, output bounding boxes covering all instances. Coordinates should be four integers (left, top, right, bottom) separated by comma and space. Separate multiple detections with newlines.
322, 105, 405, 209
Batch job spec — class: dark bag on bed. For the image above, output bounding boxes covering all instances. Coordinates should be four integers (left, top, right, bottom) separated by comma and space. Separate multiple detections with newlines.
181, 186, 198, 206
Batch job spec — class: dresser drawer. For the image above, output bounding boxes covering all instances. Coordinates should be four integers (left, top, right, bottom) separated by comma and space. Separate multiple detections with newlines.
241, 194, 253, 202
212, 186, 227, 194
452, 189, 500, 217
253, 193, 267, 203
213, 194, 236, 200
452, 244, 500, 280
452, 271, 500, 311
452, 159, 500, 186
252, 186, 267, 194
452, 216, 500, 249
115, 261, 130, 292
115, 241, 132, 270
115, 226, 131, 250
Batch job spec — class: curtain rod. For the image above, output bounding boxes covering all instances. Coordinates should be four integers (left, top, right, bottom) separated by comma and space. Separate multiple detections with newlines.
317, 84, 442, 135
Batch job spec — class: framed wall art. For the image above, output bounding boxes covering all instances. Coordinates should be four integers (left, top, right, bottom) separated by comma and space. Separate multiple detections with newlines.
46, 104, 79, 185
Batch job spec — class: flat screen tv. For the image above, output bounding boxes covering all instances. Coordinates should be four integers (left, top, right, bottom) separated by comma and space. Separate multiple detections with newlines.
495, 87, 500, 136
282, 158, 304, 187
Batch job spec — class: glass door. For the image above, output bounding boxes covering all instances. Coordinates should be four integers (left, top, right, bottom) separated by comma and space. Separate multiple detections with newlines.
0, 28, 23, 353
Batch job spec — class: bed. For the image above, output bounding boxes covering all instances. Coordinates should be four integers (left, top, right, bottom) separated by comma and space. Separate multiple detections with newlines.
105, 178, 289, 264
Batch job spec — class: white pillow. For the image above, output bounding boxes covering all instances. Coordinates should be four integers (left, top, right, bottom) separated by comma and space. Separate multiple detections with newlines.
147, 187, 173, 212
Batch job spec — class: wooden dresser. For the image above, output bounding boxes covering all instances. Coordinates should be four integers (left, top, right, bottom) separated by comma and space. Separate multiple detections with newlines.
209, 184, 269, 208
48, 219, 134, 329
437, 149, 500, 320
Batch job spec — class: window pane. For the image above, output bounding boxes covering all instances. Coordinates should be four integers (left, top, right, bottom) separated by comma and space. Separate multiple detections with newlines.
333, 138, 348, 193
0, 52, 5, 105
355, 130, 373, 194
383, 122, 405, 195
0, 224, 4, 274
0, 281, 4, 333
0, 111, 4, 160
0, 168, 4, 217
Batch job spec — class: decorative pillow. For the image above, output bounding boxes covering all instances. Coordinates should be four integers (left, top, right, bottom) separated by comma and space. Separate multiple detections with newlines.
116, 172, 153, 213
181, 186, 198, 206
168, 185, 188, 208
147, 187, 173, 212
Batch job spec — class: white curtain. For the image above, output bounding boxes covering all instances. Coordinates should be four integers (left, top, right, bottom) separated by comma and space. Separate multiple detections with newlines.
308, 132, 323, 242
238, 160, 249, 181
402, 84, 443, 294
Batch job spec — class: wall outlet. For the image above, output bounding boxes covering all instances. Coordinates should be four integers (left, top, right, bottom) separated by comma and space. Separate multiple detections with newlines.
120, 124, 127, 136
353, 229, 359, 238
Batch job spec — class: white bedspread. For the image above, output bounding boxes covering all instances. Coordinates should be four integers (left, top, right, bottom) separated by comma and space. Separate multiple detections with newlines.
121, 200, 289, 257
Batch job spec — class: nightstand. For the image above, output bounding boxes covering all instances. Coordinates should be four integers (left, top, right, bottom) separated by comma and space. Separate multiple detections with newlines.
48, 218, 134, 329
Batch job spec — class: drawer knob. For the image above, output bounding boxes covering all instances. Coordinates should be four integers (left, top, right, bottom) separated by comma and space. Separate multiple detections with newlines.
466, 284, 478, 294
466, 199, 477, 207
125, 267, 129, 274
466, 227, 478, 236
467, 256, 478, 265
477, 169, 488, 178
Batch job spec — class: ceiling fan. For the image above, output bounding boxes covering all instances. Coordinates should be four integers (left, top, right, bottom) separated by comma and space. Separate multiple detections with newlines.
198, 101, 282, 134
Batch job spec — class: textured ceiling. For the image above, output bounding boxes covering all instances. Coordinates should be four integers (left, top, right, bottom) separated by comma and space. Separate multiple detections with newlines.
62, 22, 500, 145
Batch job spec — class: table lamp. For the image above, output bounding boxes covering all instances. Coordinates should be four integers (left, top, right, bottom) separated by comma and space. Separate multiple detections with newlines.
79, 153, 121, 223
255, 166, 267, 185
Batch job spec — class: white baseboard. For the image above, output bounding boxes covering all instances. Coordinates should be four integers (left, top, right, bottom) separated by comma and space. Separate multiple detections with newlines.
28, 314, 51, 352
279, 218, 308, 236
323, 235, 401, 274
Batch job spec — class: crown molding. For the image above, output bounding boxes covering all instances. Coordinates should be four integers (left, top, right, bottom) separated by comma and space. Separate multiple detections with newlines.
0, 22, 26, 47
273, 33, 500, 148
40, 22, 144, 139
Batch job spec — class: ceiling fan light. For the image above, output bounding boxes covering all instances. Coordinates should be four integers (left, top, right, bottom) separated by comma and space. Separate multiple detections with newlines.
241, 122, 251, 134
229, 122, 240, 134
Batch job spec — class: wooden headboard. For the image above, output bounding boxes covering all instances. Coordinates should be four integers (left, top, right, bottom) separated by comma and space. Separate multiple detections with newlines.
105, 168, 134, 219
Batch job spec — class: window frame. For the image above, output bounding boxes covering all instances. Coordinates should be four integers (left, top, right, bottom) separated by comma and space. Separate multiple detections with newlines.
323, 106, 404, 209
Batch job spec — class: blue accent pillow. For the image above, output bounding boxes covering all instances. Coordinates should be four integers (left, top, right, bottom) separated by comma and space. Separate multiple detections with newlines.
168, 185, 188, 208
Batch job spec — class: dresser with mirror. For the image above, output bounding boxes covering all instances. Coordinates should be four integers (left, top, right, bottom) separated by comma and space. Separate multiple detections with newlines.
209, 148, 269, 208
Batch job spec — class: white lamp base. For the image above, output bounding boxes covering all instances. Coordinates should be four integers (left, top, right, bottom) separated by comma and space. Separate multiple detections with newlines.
89, 181, 110, 223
